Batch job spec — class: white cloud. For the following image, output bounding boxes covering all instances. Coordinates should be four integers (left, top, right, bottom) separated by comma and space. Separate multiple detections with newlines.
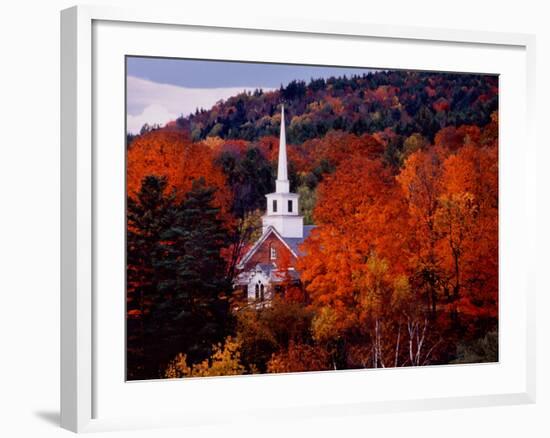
127, 104, 178, 135
126, 76, 271, 134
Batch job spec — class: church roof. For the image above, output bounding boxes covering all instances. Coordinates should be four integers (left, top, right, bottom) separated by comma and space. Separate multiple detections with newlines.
281, 225, 316, 256
253, 263, 301, 282
237, 224, 316, 270
270, 268, 301, 282
256, 263, 274, 275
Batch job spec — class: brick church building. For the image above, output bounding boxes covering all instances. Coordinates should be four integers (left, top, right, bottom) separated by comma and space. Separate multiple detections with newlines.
234, 106, 314, 305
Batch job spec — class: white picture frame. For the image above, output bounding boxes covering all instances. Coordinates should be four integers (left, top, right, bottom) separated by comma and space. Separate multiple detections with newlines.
60, 4, 536, 433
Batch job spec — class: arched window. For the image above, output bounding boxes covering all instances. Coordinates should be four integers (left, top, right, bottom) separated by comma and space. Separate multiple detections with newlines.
255, 283, 259, 300
260, 284, 265, 301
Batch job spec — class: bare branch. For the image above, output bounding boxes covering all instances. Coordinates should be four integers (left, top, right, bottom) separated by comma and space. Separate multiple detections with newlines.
421, 340, 441, 366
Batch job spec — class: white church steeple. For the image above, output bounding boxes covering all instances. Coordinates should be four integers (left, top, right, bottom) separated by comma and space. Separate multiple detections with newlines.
262, 105, 304, 238
276, 105, 290, 193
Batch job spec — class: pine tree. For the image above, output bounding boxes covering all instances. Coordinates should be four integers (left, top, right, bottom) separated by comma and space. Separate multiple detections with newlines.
156, 177, 232, 366
127, 175, 174, 379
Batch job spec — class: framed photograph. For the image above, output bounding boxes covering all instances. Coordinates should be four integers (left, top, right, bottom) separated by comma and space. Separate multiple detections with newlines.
61, 5, 536, 433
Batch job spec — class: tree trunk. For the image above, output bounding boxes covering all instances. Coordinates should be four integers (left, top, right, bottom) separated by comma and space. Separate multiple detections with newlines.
394, 322, 401, 367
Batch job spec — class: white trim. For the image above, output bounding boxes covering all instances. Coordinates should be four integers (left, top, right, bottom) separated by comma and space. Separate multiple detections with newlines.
237, 226, 298, 270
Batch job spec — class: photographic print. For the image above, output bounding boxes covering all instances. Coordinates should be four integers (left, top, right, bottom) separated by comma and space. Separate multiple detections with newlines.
126, 57, 498, 381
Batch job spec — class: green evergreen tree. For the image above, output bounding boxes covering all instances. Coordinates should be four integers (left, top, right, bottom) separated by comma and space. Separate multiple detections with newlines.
218, 147, 274, 218
156, 178, 233, 366
127, 176, 233, 379
126, 175, 174, 380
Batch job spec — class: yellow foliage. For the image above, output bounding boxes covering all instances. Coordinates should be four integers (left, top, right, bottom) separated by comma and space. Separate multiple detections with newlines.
202, 135, 224, 150
164, 337, 245, 378
312, 306, 340, 343
164, 353, 191, 379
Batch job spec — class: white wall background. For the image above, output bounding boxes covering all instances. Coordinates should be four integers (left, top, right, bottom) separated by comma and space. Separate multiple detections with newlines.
0, 1, 547, 436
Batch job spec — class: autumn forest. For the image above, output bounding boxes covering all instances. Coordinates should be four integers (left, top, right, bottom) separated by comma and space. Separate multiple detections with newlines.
126, 64, 498, 380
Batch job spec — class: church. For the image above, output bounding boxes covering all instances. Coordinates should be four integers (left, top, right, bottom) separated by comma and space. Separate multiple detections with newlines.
234, 106, 314, 305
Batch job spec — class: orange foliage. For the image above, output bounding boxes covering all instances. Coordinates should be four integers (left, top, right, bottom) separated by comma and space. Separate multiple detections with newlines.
301, 131, 385, 171
437, 143, 498, 315
480, 111, 499, 147
127, 130, 232, 218
363, 85, 400, 105
301, 129, 498, 326
398, 139, 498, 317
397, 147, 447, 270
218, 139, 250, 157
255, 136, 279, 162
274, 248, 307, 303
267, 342, 330, 373
298, 155, 409, 328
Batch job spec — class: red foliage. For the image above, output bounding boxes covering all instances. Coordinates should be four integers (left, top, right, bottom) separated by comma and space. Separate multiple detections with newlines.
127, 130, 232, 221
432, 97, 450, 112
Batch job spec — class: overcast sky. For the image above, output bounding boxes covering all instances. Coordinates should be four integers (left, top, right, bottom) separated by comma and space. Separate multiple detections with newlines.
126, 57, 374, 134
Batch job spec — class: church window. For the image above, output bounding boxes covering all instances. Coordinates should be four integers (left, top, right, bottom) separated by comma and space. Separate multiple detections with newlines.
273, 199, 277, 212
260, 284, 265, 301
270, 246, 277, 260
255, 283, 259, 300
288, 200, 293, 212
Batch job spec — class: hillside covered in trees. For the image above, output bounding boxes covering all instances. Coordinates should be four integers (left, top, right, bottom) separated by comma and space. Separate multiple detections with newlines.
126, 68, 498, 380
148, 70, 499, 144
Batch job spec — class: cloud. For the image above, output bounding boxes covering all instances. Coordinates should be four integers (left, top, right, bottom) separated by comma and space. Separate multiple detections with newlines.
127, 104, 178, 135
127, 76, 271, 134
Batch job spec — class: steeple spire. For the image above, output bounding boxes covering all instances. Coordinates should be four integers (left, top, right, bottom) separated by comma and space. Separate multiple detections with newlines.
262, 104, 303, 238
276, 105, 290, 193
